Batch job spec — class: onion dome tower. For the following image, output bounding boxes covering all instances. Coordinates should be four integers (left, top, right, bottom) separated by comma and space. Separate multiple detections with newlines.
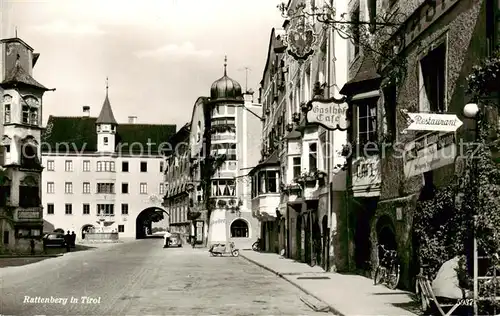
210, 56, 243, 101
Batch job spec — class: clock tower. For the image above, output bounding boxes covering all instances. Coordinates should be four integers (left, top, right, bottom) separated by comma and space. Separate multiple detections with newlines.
96, 78, 117, 153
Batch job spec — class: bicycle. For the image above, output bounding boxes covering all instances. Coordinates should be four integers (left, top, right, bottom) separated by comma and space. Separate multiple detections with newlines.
373, 244, 400, 290
252, 238, 262, 251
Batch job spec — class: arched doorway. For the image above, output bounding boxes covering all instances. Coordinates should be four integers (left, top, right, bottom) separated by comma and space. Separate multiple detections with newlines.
81, 224, 94, 239
375, 215, 397, 263
136, 207, 169, 239
230, 219, 249, 238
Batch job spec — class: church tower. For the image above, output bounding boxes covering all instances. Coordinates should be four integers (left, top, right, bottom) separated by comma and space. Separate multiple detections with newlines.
96, 78, 117, 153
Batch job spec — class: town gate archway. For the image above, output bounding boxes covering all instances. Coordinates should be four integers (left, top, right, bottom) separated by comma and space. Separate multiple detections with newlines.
136, 207, 170, 239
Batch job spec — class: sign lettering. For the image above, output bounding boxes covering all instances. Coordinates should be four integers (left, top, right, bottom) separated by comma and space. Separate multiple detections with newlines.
306, 100, 349, 130
404, 131, 457, 178
351, 156, 381, 197
407, 113, 463, 132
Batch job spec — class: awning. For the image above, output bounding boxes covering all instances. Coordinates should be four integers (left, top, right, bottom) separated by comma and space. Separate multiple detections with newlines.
249, 151, 280, 176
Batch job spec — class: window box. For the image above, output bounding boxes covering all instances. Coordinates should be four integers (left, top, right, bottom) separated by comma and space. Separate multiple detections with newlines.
217, 199, 227, 208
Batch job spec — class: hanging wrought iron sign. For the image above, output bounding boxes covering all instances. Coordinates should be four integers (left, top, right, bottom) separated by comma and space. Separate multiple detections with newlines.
284, 15, 317, 61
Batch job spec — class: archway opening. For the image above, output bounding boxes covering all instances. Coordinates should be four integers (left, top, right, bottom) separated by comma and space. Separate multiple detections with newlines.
136, 207, 169, 239
230, 219, 248, 238
81, 224, 95, 240
376, 215, 397, 265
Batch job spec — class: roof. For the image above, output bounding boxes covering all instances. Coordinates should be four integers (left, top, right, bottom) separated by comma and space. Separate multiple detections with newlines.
96, 93, 117, 124
1, 62, 48, 91
165, 123, 191, 155
42, 116, 176, 155
339, 54, 381, 96
249, 151, 280, 176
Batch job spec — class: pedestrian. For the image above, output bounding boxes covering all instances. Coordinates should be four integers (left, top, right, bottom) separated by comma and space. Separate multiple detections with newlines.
30, 238, 35, 255
191, 235, 196, 249
71, 231, 76, 248
65, 231, 71, 252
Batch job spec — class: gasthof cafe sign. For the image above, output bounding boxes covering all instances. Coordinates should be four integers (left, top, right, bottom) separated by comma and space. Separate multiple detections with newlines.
306, 98, 349, 130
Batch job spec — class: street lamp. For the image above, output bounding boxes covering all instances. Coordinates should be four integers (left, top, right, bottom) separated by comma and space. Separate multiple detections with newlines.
463, 102, 481, 316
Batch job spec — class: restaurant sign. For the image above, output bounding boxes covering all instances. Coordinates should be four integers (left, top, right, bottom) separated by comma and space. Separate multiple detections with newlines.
403, 131, 457, 178
305, 97, 349, 130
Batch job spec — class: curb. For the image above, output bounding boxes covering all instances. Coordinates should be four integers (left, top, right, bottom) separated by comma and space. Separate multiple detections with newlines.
0, 254, 62, 258
239, 253, 344, 316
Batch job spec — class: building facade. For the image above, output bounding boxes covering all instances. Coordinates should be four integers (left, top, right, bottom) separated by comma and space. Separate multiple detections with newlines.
0, 37, 51, 252
186, 60, 262, 249
163, 123, 192, 242
251, 0, 349, 272
339, 0, 495, 289
41, 89, 175, 240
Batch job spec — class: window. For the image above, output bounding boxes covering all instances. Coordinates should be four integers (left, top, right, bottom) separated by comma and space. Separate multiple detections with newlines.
122, 183, 129, 194
308, 142, 318, 172
47, 203, 54, 214
257, 170, 279, 194
352, 5, 360, 57
47, 160, 55, 171
122, 161, 129, 172
30, 108, 38, 125
140, 161, 147, 172
419, 42, 447, 113
97, 183, 115, 194
118, 225, 125, 233
121, 203, 128, 215
65, 204, 72, 215
357, 102, 377, 146
19, 183, 40, 207
211, 180, 236, 196
4, 104, 10, 123
96, 161, 115, 172
65, 160, 73, 172
83, 182, 91, 194
159, 183, 165, 195
47, 182, 54, 194
97, 204, 114, 215
83, 204, 90, 215
230, 219, 249, 238
140, 183, 148, 194
22, 106, 29, 124
83, 160, 90, 172
292, 157, 301, 179
160, 161, 164, 173
383, 85, 397, 141
104, 137, 108, 145
65, 182, 73, 194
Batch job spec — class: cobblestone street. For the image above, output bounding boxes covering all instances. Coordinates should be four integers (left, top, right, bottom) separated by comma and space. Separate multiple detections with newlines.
0, 239, 326, 315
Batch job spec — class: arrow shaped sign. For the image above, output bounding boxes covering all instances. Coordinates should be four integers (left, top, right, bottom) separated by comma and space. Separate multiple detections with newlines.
406, 113, 463, 132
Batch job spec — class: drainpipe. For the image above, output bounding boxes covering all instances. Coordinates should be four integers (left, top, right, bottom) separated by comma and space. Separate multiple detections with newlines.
326, 23, 333, 272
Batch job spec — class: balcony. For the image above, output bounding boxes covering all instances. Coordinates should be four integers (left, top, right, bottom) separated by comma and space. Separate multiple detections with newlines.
95, 193, 116, 202
14, 207, 43, 222
251, 193, 280, 221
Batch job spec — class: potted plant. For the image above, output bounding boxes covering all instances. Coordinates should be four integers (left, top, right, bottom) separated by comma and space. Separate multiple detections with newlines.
286, 123, 294, 132
292, 112, 301, 123
217, 199, 227, 208
300, 101, 309, 113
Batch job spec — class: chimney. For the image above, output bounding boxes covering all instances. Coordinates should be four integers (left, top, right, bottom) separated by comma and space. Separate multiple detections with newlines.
243, 89, 254, 103
128, 116, 137, 124
82, 106, 90, 117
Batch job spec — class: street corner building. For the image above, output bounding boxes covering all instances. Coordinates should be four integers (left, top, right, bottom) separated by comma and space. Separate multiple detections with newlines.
339, 0, 495, 289
0, 36, 54, 253
40, 83, 176, 241
163, 58, 262, 250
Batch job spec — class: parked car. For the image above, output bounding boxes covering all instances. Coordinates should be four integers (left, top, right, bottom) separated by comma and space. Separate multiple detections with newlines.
169, 233, 182, 247
42, 233, 66, 247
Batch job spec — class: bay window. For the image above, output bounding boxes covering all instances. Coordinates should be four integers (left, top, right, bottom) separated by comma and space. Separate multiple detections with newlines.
256, 170, 279, 195
211, 179, 236, 196
292, 156, 301, 179
308, 142, 318, 172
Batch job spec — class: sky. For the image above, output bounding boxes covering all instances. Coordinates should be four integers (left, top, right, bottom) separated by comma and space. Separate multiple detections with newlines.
0, 0, 284, 128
